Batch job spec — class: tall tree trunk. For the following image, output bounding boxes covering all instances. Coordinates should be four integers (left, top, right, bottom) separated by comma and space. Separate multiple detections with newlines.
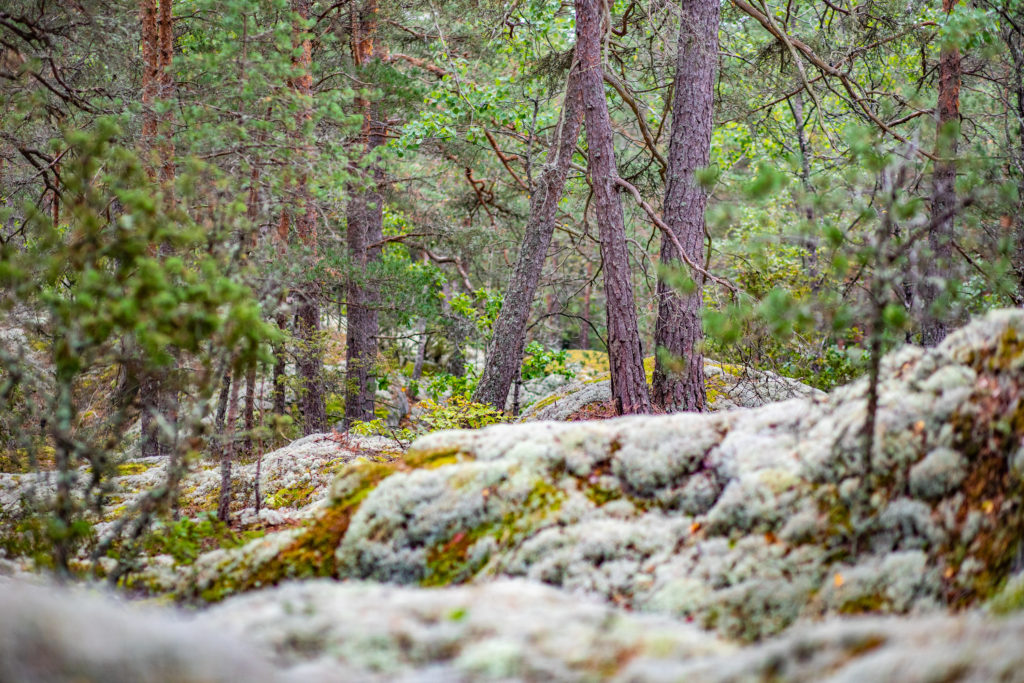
157, 0, 175, 187
139, 0, 177, 456
290, 0, 327, 434
919, 0, 961, 346
575, 0, 651, 415
343, 0, 385, 428
473, 66, 584, 409
651, 0, 719, 413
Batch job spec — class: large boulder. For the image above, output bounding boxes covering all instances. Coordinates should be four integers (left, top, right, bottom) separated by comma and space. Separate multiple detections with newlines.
172, 310, 1024, 642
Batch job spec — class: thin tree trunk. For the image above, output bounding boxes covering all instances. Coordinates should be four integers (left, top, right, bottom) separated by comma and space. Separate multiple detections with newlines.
272, 311, 288, 417
578, 261, 593, 348
411, 317, 428, 390
473, 66, 584, 409
344, 0, 384, 428
243, 364, 256, 453
919, 0, 961, 346
575, 0, 651, 415
651, 0, 719, 413
214, 367, 231, 432
787, 91, 819, 289
138, 0, 161, 457
291, 0, 327, 434
217, 366, 241, 523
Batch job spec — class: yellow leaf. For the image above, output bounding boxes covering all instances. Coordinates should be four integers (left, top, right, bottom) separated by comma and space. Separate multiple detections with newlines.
834, 573, 844, 588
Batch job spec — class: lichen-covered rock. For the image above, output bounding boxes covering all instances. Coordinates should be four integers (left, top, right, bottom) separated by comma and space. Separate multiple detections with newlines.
519, 358, 822, 421
1, 431, 396, 578
622, 611, 1024, 682
0, 578, 289, 683
202, 579, 731, 680
164, 310, 1024, 642
6, 575, 1024, 682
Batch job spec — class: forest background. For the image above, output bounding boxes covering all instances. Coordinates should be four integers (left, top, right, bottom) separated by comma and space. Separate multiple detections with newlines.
0, 0, 1022, 573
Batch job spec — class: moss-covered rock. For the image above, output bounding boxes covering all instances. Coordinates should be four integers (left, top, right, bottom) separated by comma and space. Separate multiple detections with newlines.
159, 310, 1024, 643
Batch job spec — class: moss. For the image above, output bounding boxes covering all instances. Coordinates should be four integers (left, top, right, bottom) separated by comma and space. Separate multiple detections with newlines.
192, 460, 400, 603
265, 484, 316, 510
527, 390, 570, 413
116, 462, 155, 476
584, 484, 623, 506
404, 445, 472, 469
838, 593, 889, 615
988, 576, 1024, 614
421, 480, 565, 587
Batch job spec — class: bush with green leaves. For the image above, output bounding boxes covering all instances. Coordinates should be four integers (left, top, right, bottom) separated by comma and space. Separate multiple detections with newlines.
0, 120, 276, 575
520, 341, 576, 382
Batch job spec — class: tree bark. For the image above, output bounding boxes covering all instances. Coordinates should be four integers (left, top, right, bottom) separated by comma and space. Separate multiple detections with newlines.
290, 0, 327, 434
157, 0, 175, 187
138, 0, 177, 456
651, 0, 719, 413
217, 365, 241, 523
140, 0, 158, 155
473, 65, 584, 409
343, 0, 385, 428
919, 0, 961, 346
575, 0, 651, 415
139, 0, 159, 457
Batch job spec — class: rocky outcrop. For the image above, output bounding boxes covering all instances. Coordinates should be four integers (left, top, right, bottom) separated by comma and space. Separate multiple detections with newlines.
4, 576, 1024, 682
518, 358, 822, 421
168, 310, 1024, 644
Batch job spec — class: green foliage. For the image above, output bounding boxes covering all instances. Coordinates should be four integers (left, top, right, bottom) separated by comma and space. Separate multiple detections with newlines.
446, 288, 503, 339
351, 395, 509, 445
521, 342, 576, 382
142, 513, 263, 566
425, 368, 479, 401
418, 396, 511, 431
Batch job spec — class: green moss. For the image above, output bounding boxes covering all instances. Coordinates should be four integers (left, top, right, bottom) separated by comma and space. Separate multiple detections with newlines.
404, 445, 473, 469
988, 577, 1024, 614
191, 460, 400, 603
421, 479, 564, 587
526, 390, 569, 413
838, 593, 889, 615
265, 484, 316, 510
116, 462, 155, 476
144, 513, 264, 566
584, 484, 623, 506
